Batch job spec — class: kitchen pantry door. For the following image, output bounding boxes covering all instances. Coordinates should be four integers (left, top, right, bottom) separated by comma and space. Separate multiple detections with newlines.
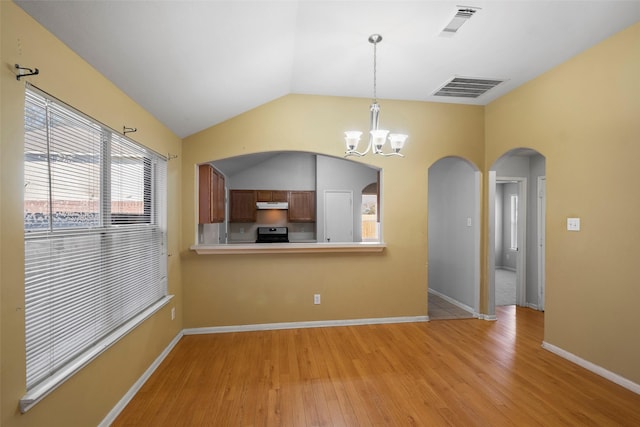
324, 190, 353, 242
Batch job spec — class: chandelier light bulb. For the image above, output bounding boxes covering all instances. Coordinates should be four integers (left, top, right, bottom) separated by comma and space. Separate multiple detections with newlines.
370, 129, 389, 152
344, 131, 363, 151
388, 134, 408, 153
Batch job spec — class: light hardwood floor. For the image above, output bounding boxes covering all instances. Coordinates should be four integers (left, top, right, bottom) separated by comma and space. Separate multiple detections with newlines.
113, 307, 640, 426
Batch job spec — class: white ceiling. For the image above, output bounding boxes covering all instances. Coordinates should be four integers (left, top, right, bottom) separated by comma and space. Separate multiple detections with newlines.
16, 1, 640, 138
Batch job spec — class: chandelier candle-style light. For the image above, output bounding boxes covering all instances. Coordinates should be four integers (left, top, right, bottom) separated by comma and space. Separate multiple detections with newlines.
344, 34, 408, 158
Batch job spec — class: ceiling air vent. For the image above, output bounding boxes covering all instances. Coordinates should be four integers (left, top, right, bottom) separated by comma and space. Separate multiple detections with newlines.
433, 77, 505, 99
440, 6, 480, 37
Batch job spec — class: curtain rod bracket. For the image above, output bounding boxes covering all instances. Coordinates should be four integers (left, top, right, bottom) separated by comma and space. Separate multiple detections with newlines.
123, 126, 137, 135
15, 64, 39, 81
168, 154, 178, 160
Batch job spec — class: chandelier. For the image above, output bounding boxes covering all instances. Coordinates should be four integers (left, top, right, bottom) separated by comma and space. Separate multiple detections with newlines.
344, 34, 408, 158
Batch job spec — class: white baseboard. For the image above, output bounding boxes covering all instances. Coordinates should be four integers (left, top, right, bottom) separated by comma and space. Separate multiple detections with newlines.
184, 315, 430, 335
526, 302, 539, 311
542, 341, 640, 395
428, 288, 479, 318
477, 314, 498, 321
99, 331, 184, 427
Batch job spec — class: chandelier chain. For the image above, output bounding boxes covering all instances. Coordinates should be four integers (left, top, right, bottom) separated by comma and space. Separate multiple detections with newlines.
372, 40, 377, 103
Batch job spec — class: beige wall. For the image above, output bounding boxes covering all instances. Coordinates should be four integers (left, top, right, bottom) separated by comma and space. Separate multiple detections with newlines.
1, 3, 183, 426
2, 1, 638, 424
181, 95, 484, 328
486, 22, 640, 384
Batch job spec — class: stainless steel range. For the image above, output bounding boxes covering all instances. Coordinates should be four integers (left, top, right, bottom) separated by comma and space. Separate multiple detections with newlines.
256, 227, 289, 243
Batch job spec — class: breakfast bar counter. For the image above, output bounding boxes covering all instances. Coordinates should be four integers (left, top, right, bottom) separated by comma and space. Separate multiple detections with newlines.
190, 242, 386, 255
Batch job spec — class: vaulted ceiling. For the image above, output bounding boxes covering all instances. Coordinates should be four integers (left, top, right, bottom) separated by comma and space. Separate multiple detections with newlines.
16, 1, 640, 138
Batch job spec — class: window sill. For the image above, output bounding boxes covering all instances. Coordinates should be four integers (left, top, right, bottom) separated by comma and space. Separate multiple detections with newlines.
19, 295, 174, 413
190, 242, 387, 254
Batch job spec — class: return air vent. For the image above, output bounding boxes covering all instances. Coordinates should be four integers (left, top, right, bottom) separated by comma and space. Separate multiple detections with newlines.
440, 6, 480, 37
433, 77, 505, 99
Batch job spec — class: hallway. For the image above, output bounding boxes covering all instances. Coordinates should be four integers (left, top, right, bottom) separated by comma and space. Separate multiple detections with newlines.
496, 268, 516, 306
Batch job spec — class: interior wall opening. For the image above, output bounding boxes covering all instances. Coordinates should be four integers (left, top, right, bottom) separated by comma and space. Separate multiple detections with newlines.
427, 156, 481, 320
488, 148, 546, 319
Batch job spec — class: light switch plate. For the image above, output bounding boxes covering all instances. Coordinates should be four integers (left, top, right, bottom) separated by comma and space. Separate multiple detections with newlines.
567, 218, 581, 231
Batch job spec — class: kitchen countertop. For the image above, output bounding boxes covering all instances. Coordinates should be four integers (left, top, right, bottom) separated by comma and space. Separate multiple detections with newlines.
190, 241, 386, 254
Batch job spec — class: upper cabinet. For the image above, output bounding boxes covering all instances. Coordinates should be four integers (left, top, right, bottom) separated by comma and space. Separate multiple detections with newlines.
198, 164, 225, 224
229, 190, 257, 222
256, 190, 289, 203
288, 191, 315, 222
228, 189, 315, 223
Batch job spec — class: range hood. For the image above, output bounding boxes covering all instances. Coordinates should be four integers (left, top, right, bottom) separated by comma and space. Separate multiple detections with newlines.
256, 202, 289, 210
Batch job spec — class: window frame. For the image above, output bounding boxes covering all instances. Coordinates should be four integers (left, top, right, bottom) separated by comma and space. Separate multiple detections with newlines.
20, 85, 171, 413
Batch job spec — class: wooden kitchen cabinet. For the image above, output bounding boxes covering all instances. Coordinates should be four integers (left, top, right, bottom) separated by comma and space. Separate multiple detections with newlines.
198, 164, 225, 224
256, 190, 289, 202
214, 171, 225, 222
288, 191, 315, 222
229, 190, 257, 222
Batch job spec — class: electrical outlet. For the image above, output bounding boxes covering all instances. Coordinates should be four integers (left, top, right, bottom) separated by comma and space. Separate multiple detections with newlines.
314, 294, 321, 305
171, 307, 175, 320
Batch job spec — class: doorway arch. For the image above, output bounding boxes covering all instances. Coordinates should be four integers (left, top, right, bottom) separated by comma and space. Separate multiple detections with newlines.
487, 148, 546, 319
427, 156, 481, 318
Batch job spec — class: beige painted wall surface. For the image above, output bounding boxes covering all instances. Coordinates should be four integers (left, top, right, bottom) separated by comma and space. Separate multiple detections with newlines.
486, 23, 640, 384
181, 95, 484, 328
1, 3, 183, 426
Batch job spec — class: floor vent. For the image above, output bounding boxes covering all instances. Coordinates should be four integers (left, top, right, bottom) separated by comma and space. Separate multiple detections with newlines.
433, 77, 505, 99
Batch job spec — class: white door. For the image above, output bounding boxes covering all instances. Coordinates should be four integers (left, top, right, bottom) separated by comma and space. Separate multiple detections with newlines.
537, 177, 546, 311
324, 191, 353, 242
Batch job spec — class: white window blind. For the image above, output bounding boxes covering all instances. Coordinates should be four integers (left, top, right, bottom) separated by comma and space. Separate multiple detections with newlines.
23, 86, 167, 398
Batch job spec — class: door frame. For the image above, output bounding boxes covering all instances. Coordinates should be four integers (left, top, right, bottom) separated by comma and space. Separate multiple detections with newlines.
473, 170, 481, 316
537, 176, 546, 311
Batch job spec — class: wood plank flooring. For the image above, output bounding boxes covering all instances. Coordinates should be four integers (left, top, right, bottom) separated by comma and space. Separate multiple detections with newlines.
112, 307, 640, 426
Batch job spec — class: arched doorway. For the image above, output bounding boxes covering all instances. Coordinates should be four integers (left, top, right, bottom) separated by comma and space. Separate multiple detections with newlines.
487, 148, 546, 319
427, 157, 481, 319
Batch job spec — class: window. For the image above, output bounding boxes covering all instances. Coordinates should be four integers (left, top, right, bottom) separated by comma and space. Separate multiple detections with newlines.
22, 86, 168, 411
361, 180, 380, 241
510, 194, 518, 250
361, 195, 379, 241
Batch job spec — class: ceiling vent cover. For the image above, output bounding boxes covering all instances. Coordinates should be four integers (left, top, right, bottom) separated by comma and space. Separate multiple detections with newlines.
440, 6, 480, 37
433, 77, 505, 99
